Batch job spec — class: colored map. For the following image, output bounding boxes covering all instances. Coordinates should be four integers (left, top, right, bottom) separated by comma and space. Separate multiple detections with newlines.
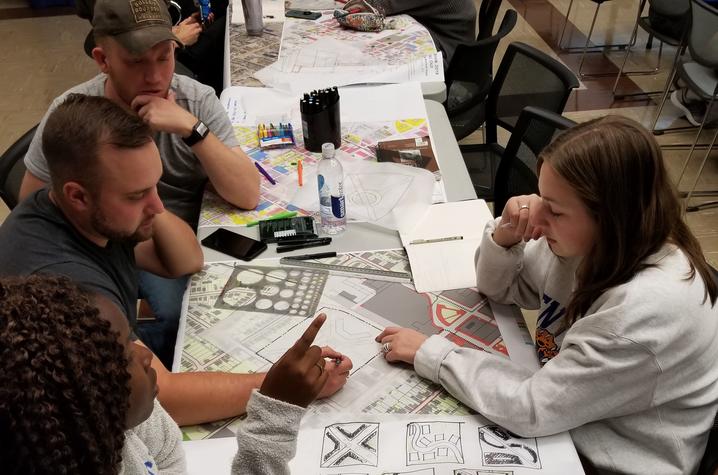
179, 250, 508, 441
198, 118, 432, 227
280, 13, 437, 67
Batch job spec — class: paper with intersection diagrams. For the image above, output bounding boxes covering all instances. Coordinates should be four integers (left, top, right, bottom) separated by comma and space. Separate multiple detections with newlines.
289, 413, 583, 474
177, 250, 515, 442
253, 13, 443, 92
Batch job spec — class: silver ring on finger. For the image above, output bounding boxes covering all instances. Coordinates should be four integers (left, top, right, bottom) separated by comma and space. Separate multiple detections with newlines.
314, 362, 324, 375
519, 204, 530, 211
381, 342, 391, 354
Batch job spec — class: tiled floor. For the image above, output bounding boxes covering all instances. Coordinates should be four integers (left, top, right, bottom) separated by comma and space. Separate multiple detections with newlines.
0, 0, 716, 267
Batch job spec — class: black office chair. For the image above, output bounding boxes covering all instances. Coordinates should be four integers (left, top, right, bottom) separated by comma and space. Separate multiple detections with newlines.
0, 125, 37, 210
459, 42, 580, 202
446, 9, 518, 141
492, 107, 576, 216
477, 0, 504, 40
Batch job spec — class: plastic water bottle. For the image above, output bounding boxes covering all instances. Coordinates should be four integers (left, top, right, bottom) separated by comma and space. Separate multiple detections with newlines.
317, 143, 346, 235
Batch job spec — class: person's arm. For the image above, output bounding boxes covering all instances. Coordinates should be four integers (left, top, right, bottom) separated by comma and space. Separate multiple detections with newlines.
129, 400, 187, 474
134, 210, 204, 278
412, 319, 660, 437
131, 92, 260, 211
153, 358, 266, 425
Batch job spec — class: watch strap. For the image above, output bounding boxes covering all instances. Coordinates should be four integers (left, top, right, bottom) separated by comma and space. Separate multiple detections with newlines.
182, 120, 209, 147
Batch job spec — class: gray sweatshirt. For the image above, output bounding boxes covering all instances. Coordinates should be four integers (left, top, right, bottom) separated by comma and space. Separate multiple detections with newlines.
414, 219, 718, 474
372, 0, 476, 65
120, 391, 304, 474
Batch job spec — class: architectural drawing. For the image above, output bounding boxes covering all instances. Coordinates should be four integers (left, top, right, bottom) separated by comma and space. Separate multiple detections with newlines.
406, 421, 464, 465
478, 426, 542, 469
321, 422, 380, 468
198, 119, 432, 227
257, 306, 384, 374
179, 251, 511, 441
454, 470, 514, 475
383, 469, 435, 475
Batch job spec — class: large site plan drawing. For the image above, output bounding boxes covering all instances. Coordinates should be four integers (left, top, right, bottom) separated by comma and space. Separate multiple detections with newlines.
179, 249, 508, 441
198, 119, 435, 227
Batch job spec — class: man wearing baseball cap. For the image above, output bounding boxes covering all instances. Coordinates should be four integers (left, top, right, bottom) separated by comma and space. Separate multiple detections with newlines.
18, 0, 260, 383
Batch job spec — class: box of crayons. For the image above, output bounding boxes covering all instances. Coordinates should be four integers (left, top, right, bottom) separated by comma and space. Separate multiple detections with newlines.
257, 123, 295, 149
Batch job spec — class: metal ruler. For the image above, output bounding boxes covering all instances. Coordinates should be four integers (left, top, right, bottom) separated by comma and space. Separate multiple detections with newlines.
279, 257, 413, 283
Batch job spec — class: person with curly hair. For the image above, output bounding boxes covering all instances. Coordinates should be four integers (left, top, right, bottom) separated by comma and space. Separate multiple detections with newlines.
0, 274, 337, 474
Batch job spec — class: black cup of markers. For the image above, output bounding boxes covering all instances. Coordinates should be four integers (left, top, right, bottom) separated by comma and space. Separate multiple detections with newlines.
300, 87, 341, 153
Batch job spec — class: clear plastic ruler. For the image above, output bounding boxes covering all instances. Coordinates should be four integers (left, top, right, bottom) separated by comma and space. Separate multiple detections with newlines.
279, 258, 413, 283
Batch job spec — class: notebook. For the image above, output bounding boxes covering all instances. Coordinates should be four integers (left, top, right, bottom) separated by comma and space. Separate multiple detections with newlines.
400, 200, 494, 293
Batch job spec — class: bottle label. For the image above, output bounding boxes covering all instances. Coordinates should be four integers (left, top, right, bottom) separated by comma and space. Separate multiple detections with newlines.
331, 195, 345, 218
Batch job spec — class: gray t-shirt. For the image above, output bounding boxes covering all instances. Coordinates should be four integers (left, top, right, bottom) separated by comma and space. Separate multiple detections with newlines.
0, 189, 139, 325
24, 73, 240, 227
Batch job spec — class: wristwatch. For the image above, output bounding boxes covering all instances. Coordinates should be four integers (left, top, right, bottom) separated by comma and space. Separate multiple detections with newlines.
182, 120, 210, 147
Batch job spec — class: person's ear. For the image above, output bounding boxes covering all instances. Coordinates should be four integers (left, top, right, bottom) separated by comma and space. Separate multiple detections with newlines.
62, 181, 94, 212
92, 45, 110, 73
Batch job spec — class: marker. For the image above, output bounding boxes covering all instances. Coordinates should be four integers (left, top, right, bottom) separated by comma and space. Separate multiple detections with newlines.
289, 251, 337, 260
409, 235, 464, 245
276, 238, 332, 253
254, 162, 276, 185
297, 159, 304, 187
246, 210, 298, 227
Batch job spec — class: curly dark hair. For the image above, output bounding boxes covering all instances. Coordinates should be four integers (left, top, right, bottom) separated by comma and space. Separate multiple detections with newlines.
0, 275, 131, 475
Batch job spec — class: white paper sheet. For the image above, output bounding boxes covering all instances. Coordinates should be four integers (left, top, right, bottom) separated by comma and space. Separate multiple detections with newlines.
290, 412, 584, 474
183, 438, 236, 474
255, 52, 444, 94
400, 200, 495, 293
220, 83, 428, 125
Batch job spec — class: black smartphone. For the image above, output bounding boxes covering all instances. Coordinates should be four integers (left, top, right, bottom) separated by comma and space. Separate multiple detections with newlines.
201, 228, 267, 261
285, 9, 322, 20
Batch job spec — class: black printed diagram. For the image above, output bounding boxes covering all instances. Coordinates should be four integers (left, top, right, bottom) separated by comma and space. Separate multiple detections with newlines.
406, 421, 464, 465
321, 422, 380, 468
454, 469, 514, 475
478, 425, 541, 469
383, 469, 436, 475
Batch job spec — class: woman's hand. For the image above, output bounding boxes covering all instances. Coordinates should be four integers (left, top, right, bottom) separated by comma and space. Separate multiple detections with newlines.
492, 194, 545, 248
173, 13, 202, 46
375, 327, 428, 365
317, 346, 353, 398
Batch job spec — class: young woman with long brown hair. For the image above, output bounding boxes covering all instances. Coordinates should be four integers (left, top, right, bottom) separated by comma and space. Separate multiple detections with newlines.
377, 115, 718, 474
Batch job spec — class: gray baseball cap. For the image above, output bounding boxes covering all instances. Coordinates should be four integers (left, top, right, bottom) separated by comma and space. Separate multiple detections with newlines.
91, 0, 181, 55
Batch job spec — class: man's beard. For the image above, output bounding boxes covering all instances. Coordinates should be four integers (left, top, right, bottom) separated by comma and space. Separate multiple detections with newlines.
91, 207, 153, 244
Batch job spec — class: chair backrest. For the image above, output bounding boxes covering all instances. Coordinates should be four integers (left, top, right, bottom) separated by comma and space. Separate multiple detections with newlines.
446, 10, 518, 90
477, 0, 503, 40
650, 0, 690, 17
688, 0, 718, 70
445, 10, 517, 141
492, 106, 576, 216
485, 42, 579, 145
0, 125, 37, 210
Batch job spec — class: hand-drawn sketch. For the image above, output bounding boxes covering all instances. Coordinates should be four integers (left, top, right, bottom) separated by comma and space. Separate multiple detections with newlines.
454, 470, 514, 475
215, 265, 327, 318
478, 425, 541, 469
383, 469, 436, 475
406, 421, 464, 465
321, 422, 380, 468
258, 306, 383, 375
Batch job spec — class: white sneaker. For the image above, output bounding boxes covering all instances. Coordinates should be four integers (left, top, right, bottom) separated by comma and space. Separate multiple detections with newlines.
671, 89, 707, 127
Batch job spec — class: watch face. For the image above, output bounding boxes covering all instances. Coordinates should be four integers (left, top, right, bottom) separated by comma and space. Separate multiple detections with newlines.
196, 121, 209, 138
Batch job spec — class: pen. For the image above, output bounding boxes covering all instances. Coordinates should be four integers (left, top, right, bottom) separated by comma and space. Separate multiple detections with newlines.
277, 237, 330, 246
409, 235, 464, 245
254, 162, 276, 185
288, 251, 337, 260
246, 210, 298, 227
276, 238, 332, 253
297, 159, 303, 187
